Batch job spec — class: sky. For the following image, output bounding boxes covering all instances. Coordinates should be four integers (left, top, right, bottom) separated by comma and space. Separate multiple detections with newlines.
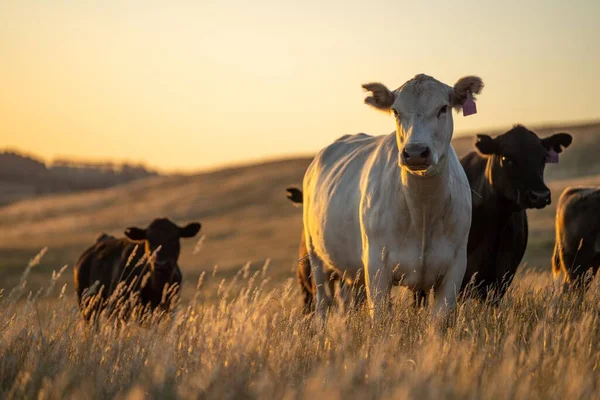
0, 0, 599, 172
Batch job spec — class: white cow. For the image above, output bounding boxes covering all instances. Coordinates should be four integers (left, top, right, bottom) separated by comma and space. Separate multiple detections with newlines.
302, 73, 483, 320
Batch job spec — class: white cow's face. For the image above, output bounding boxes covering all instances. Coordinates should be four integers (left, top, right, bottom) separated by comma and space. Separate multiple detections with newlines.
363, 74, 483, 177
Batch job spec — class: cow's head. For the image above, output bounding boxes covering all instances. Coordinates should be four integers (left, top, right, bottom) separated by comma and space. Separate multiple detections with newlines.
125, 218, 201, 271
363, 74, 483, 177
474, 125, 572, 209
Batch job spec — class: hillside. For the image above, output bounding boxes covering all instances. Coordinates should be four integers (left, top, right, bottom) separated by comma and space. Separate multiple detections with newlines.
0, 121, 599, 299
0, 151, 158, 206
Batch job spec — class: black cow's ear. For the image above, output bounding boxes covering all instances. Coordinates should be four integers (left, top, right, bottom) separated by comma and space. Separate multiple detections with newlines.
541, 133, 573, 153
124, 227, 146, 241
474, 134, 498, 156
179, 222, 201, 238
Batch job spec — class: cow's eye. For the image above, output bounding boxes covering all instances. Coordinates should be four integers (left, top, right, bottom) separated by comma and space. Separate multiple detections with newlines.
501, 156, 512, 165
437, 105, 448, 118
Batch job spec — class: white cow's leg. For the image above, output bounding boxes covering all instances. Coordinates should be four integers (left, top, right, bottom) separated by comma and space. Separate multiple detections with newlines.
338, 280, 350, 313
433, 251, 467, 318
364, 248, 392, 320
308, 251, 330, 321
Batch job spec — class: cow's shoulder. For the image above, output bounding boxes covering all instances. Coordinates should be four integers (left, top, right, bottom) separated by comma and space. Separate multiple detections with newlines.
313, 133, 384, 174
75, 236, 128, 276
443, 153, 473, 229
89, 237, 131, 262
334, 132, 372, 143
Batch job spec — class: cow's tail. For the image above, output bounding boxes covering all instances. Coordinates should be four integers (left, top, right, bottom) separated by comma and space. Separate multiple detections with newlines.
551, 240, 564, 281
285, 187, 303, 205
551, 206, 567, 283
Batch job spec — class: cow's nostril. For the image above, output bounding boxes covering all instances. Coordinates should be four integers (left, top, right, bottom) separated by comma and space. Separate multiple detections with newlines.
420, 148, 431, 158
402, 149, 410, 160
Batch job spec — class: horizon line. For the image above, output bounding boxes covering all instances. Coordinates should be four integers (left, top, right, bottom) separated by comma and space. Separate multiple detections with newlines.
3, 118, 599, 175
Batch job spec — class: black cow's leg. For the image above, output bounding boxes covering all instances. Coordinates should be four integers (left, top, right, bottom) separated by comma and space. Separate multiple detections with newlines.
413, 289, 427, 308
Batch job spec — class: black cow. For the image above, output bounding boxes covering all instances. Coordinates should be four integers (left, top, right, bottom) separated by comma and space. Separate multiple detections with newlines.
552, 186, 600, 292
74, 218, 201, 319
448, 125, 572, 303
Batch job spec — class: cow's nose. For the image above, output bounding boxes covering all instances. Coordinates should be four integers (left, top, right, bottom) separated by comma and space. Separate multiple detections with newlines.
402, 144, 431, 167
527, 189, 551, 208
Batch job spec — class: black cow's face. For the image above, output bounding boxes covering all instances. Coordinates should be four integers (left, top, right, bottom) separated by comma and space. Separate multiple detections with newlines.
124, 218, 201, 271
475, 125, 572, 209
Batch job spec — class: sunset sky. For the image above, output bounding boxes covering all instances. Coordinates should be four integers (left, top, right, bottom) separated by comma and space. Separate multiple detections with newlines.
1, 0, 598, 172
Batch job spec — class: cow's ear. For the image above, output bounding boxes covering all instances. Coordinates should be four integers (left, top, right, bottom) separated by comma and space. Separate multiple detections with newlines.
179, 222, 201, 238
474, 134, 498, 156
124, 227, 146, 241
450, 76, 484, 110
541, 133, 573, 154
362, 82, 395, 111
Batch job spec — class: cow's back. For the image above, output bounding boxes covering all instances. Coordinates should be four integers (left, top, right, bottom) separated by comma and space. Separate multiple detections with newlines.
302, 133, 389, 275
74, 237, 133, 302
557, 187, 600, 251
553, 187, 600, 284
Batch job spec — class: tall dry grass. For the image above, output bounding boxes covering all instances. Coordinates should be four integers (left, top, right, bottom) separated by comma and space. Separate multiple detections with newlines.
1, 249, 599, 399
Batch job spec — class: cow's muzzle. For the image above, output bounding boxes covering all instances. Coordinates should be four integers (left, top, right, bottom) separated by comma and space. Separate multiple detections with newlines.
524, 189, 551, 209
401, 144, 432, 171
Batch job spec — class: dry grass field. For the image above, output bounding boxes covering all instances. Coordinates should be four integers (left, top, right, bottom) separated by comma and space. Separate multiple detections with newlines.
1, 121, 600, 399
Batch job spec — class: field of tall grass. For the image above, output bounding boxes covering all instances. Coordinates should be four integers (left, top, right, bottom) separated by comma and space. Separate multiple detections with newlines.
1, 122, 599, 399
1, 248, 599, 399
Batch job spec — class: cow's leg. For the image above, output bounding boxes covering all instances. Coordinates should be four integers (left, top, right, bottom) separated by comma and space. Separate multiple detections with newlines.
413, 289, 427, 308
307, 250, 330, 321
433, 252, 467, 320
327, 271, 337, 306
364, 247, 392, 320
338, 280, 351, 312
353, 281, 368, 311
563, 244, 595, 294
338, 272, 366, 313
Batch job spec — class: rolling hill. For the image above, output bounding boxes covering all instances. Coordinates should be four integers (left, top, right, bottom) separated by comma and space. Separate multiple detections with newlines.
0, 151, 158, 206
1, 121, 599, 300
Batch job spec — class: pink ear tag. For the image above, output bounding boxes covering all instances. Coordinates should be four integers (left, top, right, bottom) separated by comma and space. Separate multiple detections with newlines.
462, 91, 477, 117
546, 149, 559, 163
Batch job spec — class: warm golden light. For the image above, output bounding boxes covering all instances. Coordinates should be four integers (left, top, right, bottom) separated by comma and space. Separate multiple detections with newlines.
1, 0, 599, 172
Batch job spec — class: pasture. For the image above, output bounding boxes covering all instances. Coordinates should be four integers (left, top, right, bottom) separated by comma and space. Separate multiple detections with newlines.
1, 121, 599, 399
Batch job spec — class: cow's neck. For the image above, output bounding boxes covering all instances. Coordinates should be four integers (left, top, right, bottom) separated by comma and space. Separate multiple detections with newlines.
480, 159, 523, 216
399, 154, 451, 225
141, 263, 178, 303
143, 251, 174, 289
